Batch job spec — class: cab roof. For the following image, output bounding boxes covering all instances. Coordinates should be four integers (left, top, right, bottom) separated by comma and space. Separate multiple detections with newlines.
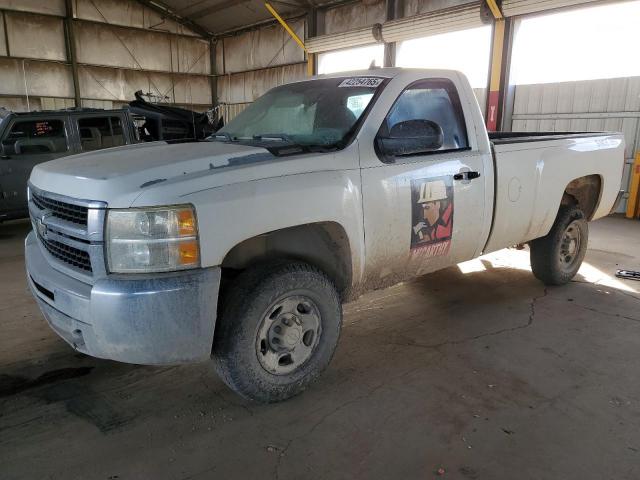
312, 67, 463, 80
0, 107, 131, 118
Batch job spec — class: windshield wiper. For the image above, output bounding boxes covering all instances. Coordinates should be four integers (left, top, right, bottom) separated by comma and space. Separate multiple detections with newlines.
212, 132, 340, 156
252, 133, 293, 142
210, 132, 235, 142
252, 134, 341, 152
306, 144, 340, 153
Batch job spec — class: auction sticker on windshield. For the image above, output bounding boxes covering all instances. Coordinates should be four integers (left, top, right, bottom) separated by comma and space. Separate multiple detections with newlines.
338, 77, 384, 88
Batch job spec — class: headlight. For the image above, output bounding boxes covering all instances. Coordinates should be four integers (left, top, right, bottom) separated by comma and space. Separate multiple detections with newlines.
106, 205, 200, 273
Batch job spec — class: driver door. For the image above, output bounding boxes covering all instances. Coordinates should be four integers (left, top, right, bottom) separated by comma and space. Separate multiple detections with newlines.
360, 77, 489, 287
0, 116, 71, 215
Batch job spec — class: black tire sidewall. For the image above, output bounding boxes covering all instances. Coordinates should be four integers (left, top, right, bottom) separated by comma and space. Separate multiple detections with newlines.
530, 206, 588, 285
213, 263, 341, 402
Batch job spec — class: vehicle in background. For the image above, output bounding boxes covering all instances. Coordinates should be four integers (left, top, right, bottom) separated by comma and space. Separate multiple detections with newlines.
0, 98, 221, 222
25, 68, 625, 403
129, 90, 220, 142
0, 108, 139, 221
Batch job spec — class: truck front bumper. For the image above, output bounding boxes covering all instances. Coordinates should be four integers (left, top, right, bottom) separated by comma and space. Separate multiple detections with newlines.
25, 231, 221, 365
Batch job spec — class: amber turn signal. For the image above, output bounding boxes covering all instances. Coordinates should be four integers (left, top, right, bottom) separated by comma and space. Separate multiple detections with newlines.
178, 208, 197, 236
178, 239, 199, 266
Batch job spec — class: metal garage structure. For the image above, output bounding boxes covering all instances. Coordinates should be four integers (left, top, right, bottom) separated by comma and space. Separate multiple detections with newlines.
3, 3, 640, 476
0, 0, 637, 211
0, 0, 212, 111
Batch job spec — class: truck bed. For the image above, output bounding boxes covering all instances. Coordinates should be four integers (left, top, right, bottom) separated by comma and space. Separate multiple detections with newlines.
483, 131, 625, 255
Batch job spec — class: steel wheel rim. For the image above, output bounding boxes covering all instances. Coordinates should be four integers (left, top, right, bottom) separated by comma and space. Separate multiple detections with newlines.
559, 220, 582, 271
256, 295, 322, 375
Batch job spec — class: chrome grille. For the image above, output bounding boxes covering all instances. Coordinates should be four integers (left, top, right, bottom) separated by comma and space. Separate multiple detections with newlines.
31, 190, 88, 226
28, 184, 107, 281
37, 233, 92, 272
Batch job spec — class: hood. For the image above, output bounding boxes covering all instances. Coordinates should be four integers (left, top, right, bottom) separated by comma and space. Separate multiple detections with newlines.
29, 141, 281, 207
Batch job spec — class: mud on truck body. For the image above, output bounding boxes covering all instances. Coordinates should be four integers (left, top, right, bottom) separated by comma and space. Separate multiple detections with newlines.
25, 68, 625, 402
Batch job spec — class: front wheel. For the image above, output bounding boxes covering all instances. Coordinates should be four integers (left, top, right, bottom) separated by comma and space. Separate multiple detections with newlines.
212, 261, 342, 403
529, 205, 588, 285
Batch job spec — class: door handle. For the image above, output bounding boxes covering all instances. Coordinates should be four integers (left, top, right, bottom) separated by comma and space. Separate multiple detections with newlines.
453, 171, 481, 181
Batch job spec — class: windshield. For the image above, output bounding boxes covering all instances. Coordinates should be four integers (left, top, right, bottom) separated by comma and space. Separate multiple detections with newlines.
217, 77, 385, 147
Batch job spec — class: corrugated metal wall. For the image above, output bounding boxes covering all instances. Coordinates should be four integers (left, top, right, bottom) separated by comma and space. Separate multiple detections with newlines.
512, 77, 640, 212
218, 1, 393, 122
403, 0, 479, 16
324, 1, 386, 35
0, 0, 212, 112
216, 19, 307, 122
219, 0, 488, 122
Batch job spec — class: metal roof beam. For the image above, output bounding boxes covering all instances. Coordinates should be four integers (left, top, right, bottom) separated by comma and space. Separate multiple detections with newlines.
186, 0, 252, 20
134, 0, 212, 38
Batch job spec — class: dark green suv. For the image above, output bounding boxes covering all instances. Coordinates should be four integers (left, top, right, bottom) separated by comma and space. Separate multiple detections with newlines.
0, 108, 139, 221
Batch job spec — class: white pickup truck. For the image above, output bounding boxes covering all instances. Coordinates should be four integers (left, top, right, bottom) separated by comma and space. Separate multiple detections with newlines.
25, 68, 625, 402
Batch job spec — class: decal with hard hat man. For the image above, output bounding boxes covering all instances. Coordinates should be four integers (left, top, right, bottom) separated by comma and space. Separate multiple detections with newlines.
410, 177, 453, 254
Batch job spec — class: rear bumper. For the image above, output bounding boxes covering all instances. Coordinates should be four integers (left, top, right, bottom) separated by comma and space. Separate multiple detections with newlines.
25, 231, 221, 365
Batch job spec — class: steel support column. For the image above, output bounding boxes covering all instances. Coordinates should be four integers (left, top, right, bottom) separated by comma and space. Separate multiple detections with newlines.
486, 19, 504, 131
484, 0, 513, 132
497, 18, 515, 131
627, 153, 640, 219
307, 7, 318, 76
2, 11, 10, 57
209, 38, 218, 106
64, 0, 81, 107
383, 0, 402, 67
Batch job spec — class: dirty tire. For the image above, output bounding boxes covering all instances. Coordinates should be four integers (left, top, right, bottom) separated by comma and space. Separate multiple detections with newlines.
212, 261, 342, 403
529, 205, 588, 286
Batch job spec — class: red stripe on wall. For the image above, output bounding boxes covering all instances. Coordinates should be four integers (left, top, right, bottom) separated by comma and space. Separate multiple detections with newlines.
486, 90, 500, 131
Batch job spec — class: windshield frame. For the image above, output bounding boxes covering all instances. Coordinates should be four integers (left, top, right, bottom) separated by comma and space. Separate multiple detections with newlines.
213, 75, 391, 155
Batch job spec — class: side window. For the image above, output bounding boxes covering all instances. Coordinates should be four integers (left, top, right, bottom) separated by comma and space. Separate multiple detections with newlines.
111, 116, 124, 138
381, 79, 469, 154
78, 116, 125, 151
1, 119, 68, 155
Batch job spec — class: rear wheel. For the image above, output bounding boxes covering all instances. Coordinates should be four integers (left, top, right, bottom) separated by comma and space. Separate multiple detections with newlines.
529, 205, 588, 285
212, 261, 342, 403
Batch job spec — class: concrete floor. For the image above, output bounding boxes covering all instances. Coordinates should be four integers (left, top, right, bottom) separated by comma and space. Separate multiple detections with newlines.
1, 216, 639, 480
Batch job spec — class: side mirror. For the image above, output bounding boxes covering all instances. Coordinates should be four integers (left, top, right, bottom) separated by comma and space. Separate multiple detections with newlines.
377, 119, 444, 157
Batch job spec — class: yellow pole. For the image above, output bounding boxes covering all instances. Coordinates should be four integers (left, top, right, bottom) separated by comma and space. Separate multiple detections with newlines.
307, 53, 315, 76
484, 0, 505, 131
265, 2, 307, 53
265, 3, 313, 76
485, 0, 504, 19
486, 18, 505, 131
626, 152, 640, 219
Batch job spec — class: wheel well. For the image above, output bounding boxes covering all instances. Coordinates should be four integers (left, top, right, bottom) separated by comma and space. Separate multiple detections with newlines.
561, 174, 602, 220
220, 222, 353, 296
